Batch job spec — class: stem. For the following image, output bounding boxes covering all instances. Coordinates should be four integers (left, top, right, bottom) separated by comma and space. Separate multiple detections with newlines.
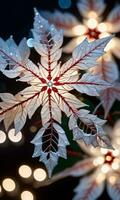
93, 102, 102, 115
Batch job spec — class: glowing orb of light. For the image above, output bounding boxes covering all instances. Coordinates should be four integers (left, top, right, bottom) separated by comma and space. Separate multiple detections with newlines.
21, 191, 34, 200
33, 168, 47, 182
8, 129, 22, 143
0, 131, 6, 144
18, 165, 32, 178
2, 178, 16, 192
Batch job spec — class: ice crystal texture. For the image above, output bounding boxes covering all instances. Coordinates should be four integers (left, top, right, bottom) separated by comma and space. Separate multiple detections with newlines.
0, 9, 112, 176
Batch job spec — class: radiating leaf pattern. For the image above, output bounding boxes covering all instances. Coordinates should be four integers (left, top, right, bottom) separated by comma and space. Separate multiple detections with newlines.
0, 9, 112, 176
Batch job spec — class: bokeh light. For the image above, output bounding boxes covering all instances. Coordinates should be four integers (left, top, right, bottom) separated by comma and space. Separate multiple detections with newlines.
27, 38, 34, 48
58, 0, 71, 9
87, 18, 98, 29
18, 165, 32, 178
33, 168, 47, 182
0, 130, 6, 144
21, 191, 34, 200
0, 185, 2, 193
2, 178, 16, 192
8, 129, 22, 143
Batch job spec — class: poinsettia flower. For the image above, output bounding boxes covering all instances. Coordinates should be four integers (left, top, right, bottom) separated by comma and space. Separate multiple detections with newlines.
0, 9, 112, 177
47, 121, 120, 200
40, 0, 120, 56
90, 54, 120, 118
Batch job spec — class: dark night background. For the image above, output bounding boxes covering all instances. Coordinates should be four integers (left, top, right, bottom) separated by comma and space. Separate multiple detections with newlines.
0, 0, 120, 199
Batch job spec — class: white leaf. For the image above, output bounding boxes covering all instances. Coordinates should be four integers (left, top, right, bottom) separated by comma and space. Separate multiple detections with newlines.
90, 57, 119, 83
107, 173, 120, 200
69, 109, 113, 149
106, 5, 120, 33
40, 10, 80, 37
73, 172, 105, 200
32, 9, 63, 57
73, 73, 110, 96
63, 36, 86, 53
72, 37, 112, 70
77, 0, 106, 18
100, 82, 120, 118
31, 122, 69, 177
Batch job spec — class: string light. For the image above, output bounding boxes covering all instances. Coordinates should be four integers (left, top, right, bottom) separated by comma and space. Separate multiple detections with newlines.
8, 129, 22, 143
21, 191, 34, 200
72, 25, 86, 36
18, 165, 32, 178
97, 23, 107, 32
0, 130, 6, 144
87, 18, 98, 29
2, 178, 16, 192
33, 168, 47, 182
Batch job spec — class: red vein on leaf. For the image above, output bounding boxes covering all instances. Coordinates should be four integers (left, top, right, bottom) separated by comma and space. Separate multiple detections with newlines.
0, 49, 46, 83
54, 90, 77, 115
54, 40, 107, 81
0, 91, 41, 115
54, 81, 103, 86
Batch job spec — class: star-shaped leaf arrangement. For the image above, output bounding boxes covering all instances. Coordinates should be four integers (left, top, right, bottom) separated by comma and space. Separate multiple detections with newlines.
0, 9, 112, 177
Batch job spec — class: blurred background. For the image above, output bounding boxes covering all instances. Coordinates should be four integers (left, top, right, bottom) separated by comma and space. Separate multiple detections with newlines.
0, 0, 120, 199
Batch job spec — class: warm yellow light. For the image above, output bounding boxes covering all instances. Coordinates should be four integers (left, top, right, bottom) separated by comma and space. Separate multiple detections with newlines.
93, 156, 104, 166
97, 23, 107, 32
2, 178, 16, 192
87, 18, 98, 29
0, 130, 6, 144
106, 155, 112, 162
108, 175, 117, 184
8, 129, 22, 143
101, 164, 110, 173
33, 168, 47, 182
88, 11, 98, 18
21, 191, 34, 200
30, 125, 37, 133
100, 148, 108, 154
72, 25, 86, 36
18, 165, 32, 178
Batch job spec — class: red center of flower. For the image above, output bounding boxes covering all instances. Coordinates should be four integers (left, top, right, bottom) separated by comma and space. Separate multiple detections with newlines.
86, 28, 101, 39
104, 152, 115, 165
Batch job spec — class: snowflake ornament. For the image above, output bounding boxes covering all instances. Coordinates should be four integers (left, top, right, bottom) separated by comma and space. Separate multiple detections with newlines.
48, 121, 120, 200
0, 9, 112, 177
41, 0, 120, 55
